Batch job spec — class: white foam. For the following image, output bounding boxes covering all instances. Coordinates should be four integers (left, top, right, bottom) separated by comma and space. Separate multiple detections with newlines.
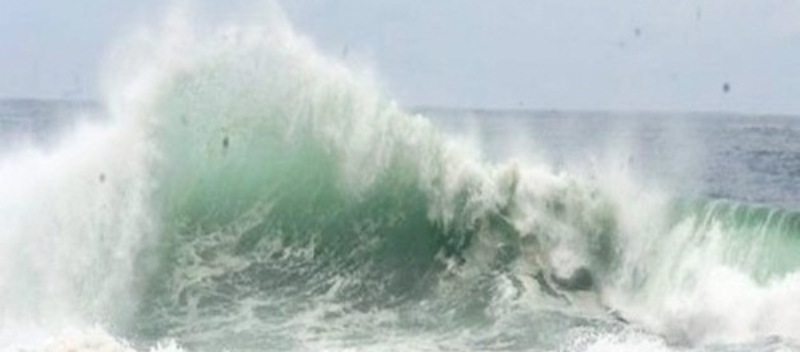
1, 328, 185, 352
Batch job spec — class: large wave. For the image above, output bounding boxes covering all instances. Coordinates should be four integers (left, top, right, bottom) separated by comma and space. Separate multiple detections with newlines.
1, 3, 799, 351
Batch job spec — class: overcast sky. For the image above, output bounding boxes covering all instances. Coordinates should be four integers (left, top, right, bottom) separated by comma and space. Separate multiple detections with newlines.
1, 0, 798, 114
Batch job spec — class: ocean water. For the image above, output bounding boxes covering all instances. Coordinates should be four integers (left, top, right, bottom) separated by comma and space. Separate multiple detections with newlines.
1, 6, 800, 352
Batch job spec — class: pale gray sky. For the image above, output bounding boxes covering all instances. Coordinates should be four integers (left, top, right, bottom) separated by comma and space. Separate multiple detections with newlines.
1, 0, 799, 114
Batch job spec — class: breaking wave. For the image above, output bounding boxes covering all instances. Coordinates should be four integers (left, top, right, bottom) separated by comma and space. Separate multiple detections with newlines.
1, 3, 799, 351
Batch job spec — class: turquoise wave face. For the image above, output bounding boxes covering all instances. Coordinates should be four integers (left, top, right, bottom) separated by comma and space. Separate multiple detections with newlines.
127, 24, 627, 346
667, 199, 800, 281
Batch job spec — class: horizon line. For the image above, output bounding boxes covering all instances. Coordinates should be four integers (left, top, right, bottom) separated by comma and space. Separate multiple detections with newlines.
1, 97, 798, 118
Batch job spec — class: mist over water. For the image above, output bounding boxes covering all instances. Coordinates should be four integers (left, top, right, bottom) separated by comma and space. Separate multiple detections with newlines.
1, 3, 800, 352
